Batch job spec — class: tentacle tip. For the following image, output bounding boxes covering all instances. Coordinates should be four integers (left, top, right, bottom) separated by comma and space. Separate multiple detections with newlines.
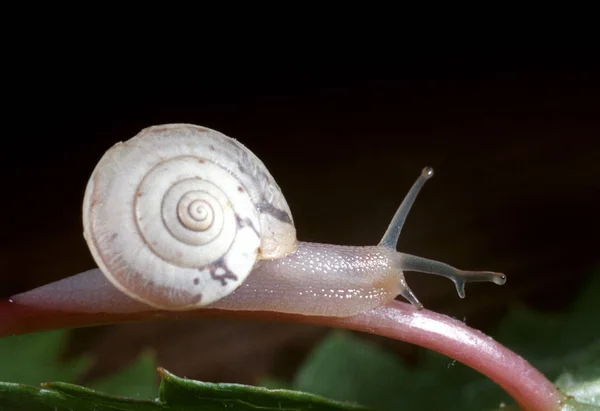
404, 299, 424, 310
493, 273, 507, 285
421, 166, 434, 179
455, 281, 466, 299
398, 286, 424, 310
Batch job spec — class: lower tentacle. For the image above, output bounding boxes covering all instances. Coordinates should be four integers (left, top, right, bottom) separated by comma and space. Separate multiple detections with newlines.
397, 253, 506, 298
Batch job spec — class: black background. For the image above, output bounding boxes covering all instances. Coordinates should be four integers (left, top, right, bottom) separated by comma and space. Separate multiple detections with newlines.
1, 50, 598, 383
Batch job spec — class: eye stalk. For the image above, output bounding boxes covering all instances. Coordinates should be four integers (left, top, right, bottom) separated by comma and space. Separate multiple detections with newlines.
379, 167, 434, 249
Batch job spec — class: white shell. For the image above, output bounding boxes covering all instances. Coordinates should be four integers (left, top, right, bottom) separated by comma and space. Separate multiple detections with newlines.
82, 124, 297, 310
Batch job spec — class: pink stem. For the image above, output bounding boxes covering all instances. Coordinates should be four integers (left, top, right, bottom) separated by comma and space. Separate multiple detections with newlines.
0, 299, 565, 411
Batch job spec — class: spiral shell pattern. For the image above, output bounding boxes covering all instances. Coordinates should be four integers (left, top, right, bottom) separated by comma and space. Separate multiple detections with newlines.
83, 124, 297, 310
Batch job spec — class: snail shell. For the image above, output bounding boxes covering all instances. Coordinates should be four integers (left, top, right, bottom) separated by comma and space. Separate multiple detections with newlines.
82, 124, 297, 310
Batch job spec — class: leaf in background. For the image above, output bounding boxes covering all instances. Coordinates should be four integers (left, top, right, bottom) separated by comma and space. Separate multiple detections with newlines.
294, 330, 412, 410
0, 330, 89, 384
0, 367, 375, 411
564, 265, 600, 341
89, 350, 158, 400
293, 330, 511, 411
0, 329, 158, 400
555, 373, 600, 407
494, 266, 600, 382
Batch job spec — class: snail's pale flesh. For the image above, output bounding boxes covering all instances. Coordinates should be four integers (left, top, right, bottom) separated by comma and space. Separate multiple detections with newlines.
12, 165, 506, 317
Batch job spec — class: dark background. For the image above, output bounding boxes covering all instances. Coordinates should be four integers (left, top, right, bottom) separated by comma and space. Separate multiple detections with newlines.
1, 52, 598, 384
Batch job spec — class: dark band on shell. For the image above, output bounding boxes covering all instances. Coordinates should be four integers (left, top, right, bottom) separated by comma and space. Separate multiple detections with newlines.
205, 257, 239, 286
257, 202, 293, 225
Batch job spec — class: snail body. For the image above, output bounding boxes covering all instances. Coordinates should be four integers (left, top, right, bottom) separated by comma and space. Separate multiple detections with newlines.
211, 243, 406, 316
12, 124, 506, 317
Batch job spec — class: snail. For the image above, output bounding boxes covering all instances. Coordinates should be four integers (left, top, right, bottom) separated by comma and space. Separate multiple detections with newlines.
11, 124, 506, 317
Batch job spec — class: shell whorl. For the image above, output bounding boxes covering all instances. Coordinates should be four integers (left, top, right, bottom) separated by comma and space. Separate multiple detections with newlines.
82, 124, 297, 310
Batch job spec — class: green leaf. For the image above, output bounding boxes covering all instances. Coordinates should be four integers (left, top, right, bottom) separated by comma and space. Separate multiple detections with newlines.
293, 330, 511, 411
0, 381, 160, 411
554, 340, 600, 409
294, 330, 412, 410
159, 367, 373, 410
0, 329, 89, 384
556, 374, 600, 408
89, 350, 158, 400
0, 329, 158, 400
0, 368, 375, 411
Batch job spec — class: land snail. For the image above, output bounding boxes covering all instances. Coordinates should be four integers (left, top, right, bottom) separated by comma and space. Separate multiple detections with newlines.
13, 124, 506, 317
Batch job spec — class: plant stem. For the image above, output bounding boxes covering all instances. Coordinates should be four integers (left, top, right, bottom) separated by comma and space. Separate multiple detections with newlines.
0, 299, 565, 410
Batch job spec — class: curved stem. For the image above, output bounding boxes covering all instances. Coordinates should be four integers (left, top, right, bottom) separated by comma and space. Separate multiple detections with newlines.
0, 299, 564, 410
